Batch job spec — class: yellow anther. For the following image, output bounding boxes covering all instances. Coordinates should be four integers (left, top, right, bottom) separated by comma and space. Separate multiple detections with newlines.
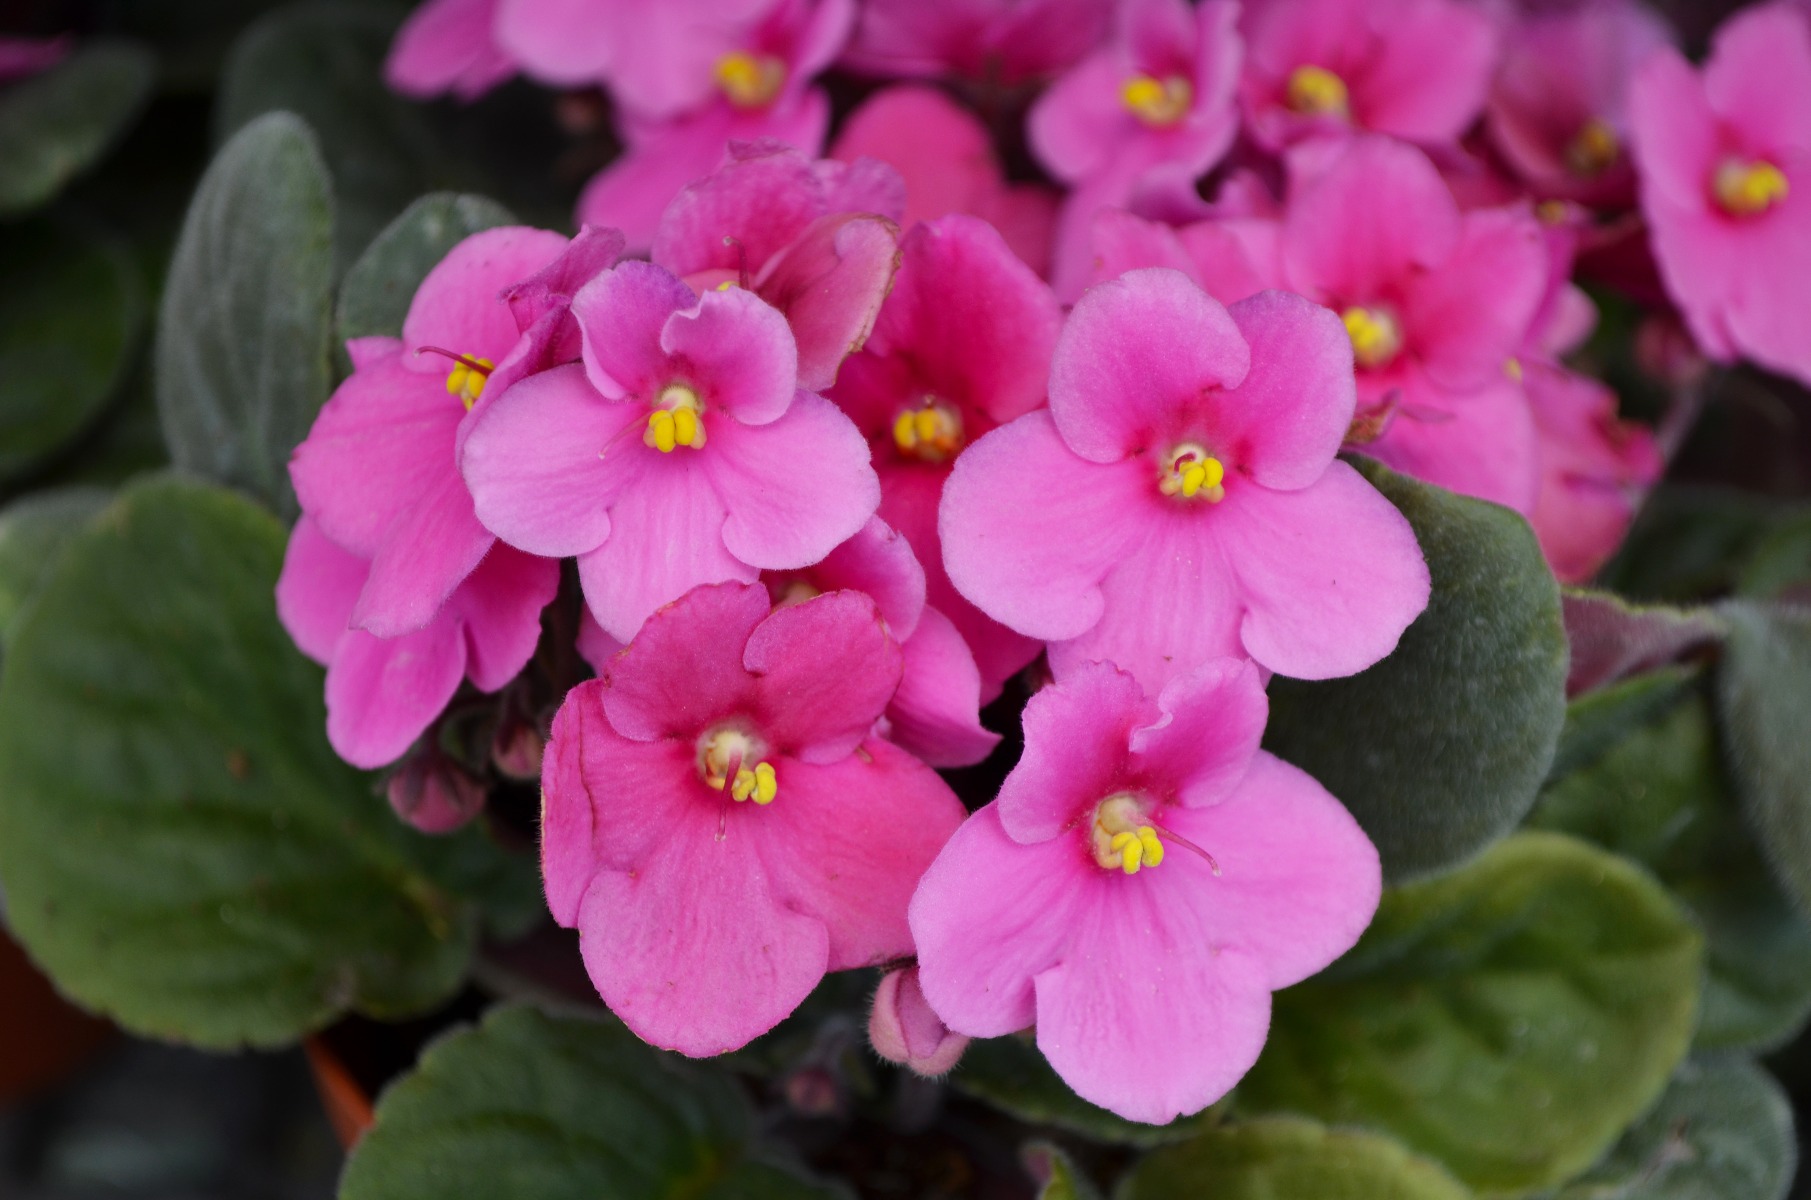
444, 356, 495, 409
1158, 443, 1226, 502
699, 725, 777, 805
715, 50, 787, 108
892, 411, 917, 452
1503, 356, 1523, 382
891, 400, 964, 462
752, 761, 777, 805
1342, 306, 1404, 369
715, 279, 738, 291
672, 405, 700, 447
1138, 826, 1164, 867
1286, 65, 1349, 118
1114, 831, 1145, 874
1565, 118, 1619, 177
645, 383, 705, 452
645, 409, 678, 453
1093, 795, 1167, 874
1714, 158, 1789, 217
1121, 73, 1193, 126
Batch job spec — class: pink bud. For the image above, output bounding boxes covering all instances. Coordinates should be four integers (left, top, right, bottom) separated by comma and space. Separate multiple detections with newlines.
491, 720, 545, 782
386, 758, 486, 834
783, 1066, 843, 1117
868, 967, 968, 1077
1634, 313, 1709, 391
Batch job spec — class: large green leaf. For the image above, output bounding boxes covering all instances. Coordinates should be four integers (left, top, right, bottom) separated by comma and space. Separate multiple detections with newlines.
0, 477, 501, 1048
952, 1034, 1219, 1147
339, 1005, 845, 1200
0, 486, 110, 647
1550, 1056, 1795, 1200
1238, 833, 1703, 1194
1120, 1118, 1472, 1200
0, 42, 155, 216
0, 220, 145, 483
154, 112, 334, 513
1263, 458, 1568, 881
1532, 696, 1811, 1051
1716, 603, 1811, 920
338, 192, 516, 343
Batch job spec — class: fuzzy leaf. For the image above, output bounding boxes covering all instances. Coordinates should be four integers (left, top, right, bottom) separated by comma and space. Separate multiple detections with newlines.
953, 1034, 1219, 1147
1548, 664, 1701, 784
1120, 1118, 1472, 1200
0, 486, 110, 646
0, 42, 155, 216
1717, 602, 1811, 921
338, 192, 516, 342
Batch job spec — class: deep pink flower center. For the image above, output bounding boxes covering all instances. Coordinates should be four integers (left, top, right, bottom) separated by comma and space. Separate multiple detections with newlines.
1121, 73, 1193, 127
1341, 305, 1404, 370
1713, 157, 1789, 218
715, 51, 787, 109
1157, 441, 1227, 503
697, 723, 777, 805
1285, 65, 1349, 118
891, 398, 965, 463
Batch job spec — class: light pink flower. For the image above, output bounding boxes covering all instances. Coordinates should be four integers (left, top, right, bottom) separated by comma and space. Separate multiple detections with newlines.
1028, 0, 1242, 298
941, 269, 1429, 692
460, 260, 880, 643
385, 0, 516, 101
1628, 3, 1811, 387
910, 661, 1381, 1124
0, 35, 69, 84
869, 966, 968, 1076
831, 85, 1058, 276
828, 214, 1062, 697
1239, 0, 1499, 152
653, 142, 905, 391
840, 0, 1112, 84
276, 518, 558, 770
542, 582, 966, 1056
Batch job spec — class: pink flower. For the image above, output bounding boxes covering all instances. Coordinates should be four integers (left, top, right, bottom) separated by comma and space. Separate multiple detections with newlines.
289, 226, 576, 638
541, 582, 967, 1056
1627, 3, 1811, 387
1485, 0, 1671, 206
840, 0, 1112, 84
1028, 0, 1242, 297
0, 35, 69, 84
941, 269, 1429, 692
652, 142, 905, 391
276, 518, 558, 769
869, 966, 968, 1076
831, 85, 1058, 276
460, 260, 880, 643
828, 214, 1062, 697
910, 661, 1381, 1124
1239, 0, 1499, 152
385, 0, 516, 101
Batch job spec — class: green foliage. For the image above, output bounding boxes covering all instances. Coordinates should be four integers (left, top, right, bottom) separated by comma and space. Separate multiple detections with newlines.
1601, 486, 1784, 604
1264, 458, 1568, 882
0, 478, 507, 1047
1120, 1118, 1472, 1200
1717, 602, 1811, 918
1739, 511, 1811, 600
1548, 665, 1701, 783
338, 192, 517, 342
339, 1005, 845, 1200
0, 486, 110, 646
1238, 833, 1703, 1194
154, 112, 333, 514
0, 43, 156, 216
1027, 1143, 1104, 1200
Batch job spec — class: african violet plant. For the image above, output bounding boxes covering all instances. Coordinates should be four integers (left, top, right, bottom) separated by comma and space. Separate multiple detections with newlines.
0, 0, 1808, 1195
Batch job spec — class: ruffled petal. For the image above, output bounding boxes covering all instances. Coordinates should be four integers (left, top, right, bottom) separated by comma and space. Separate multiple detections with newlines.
746, 590, 902, 762
885, 607, 1001, 768
572, 260, 698, 401
797, 515, 925, 640
758, 212, 901, 392
1207, 290, 1354, 491
324, 617, 467, 769
447, 544, 560, 692
402, 227, 570, 365
275, 517, 366, 664
1128, 657, 1267, 805
661, 284, 799, 425
996, 662, 1152, 842
350, 467, 494, 638
1281, 137, 1461, 303
600, 582, 766, 743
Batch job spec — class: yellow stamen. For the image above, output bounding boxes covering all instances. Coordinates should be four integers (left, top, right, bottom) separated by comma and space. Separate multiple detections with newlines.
891, 399, 964, 462
1503, 356, 1523, 382
1286, 65, 1349, 118
699, 726, 779, 806
1342, 306, 1404, 369
444, 356, 495, 409
1121, 73, 1193, 126
1092, 796, 1167, 875
715, 50, 787, 109
753, 762, 777, 805
644, 383, 706, 453
1714, 158, 1789, 217
1565, 118, 1619, 177
1157, 442, 1227, 502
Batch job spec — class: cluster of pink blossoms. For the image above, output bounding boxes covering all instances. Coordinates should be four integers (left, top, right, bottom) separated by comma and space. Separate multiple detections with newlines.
269, 0, 1811, 1124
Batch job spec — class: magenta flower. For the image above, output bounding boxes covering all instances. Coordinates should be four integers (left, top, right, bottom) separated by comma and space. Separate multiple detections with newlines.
289, 226, 573, 638
1485, 0, 1671, 206
385, 0, 516, 101
276, 518, 558, 770
910, 661, 1381, 1124
1238, 0, 1498, 152
840, 0, 1111, 84
652, 142, 905, 391
461, 260, 879, 643
1028, 0, 1242, 297
869, 966, 968, 1077
541, 582, 967, 1056
942, 269, 1428, 692
828, 214, 1062, 697
1628, 3, 1811, 387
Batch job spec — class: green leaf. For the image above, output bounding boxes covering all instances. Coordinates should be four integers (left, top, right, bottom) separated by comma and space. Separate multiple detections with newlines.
1601, 486, 1781, 605
1717, 602, 1811, 916
0, 486, 110, 647
0, 42, 155, 216
952, 1034, 1220, 1147
0, 220, 146, 483
1548, 665, 1701, 784
1238, 833, 1703, 1194
339, 1005, 845, 1200
338, 193, 517, 343
1120, 1118, 1473, 1200
1739, 510, 1811, 602
154, 112, 334, 514
1551, 1056, 1795, 1200
1263, 458, 1568, 882
1026, 1143, 1104, 1200
0, 477, 502, 1048
1532, 696, 1811, 1051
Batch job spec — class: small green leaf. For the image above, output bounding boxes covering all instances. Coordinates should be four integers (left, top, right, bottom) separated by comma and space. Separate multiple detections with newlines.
1548, 665, 1701, 784
1025, 1142, 1104, 1200
1120, 1118, 1473, 1200
1263, 458, 1568, 881
1560, 589, 1724, 696
0, 477, 502, 1048
154, 112, 334, 513
339, 1005, 846, 1200
1551, 1056, 1795, 1200
0, 221, 145, 483
952, 1034, 1219, 1147
0, 42, 155, 216
0, 486, 110, 646
338, 193, 517, 343
1238, 833, 1703, 1194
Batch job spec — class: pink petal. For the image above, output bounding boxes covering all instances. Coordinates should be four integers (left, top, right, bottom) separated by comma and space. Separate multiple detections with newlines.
1366, 372, 1541, 513
446, 544, 559, 692
1028, 52, 1132, 184
1282, 137, 1461, 303
757, 212, 901, 392
1703, 4, 1811, 158
997, 663, 1155, 843
1180, 217, 1284, 304
402, 227, 570, 368
573, 260, 699, 401
350, 468, 495, 638
869, 966, 968, 1075
275, 517, 366, 665
385, 0, 515, 100
504, 224, 626, 332
540, 681, 604, 926
1129, 657, 1267, 806
1354, 0, 1498, 144
599, 582, 767, 742
325, 616, 467, 769
1627, 47, 1722, 213
885, 607, 1001, 769
794, 515, 926, 640
493, 0, 622, 85
1209, 290, 1354, 490
745, 590, 902, 762
652, 143, 828, 279
1405, 206, 1548, 392
1088, 208, 1205, 289
830, 85, 1001, 228
660, 285, 799, 425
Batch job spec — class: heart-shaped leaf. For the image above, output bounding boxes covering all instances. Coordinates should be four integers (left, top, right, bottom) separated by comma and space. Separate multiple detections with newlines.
338, 192, 516, 343
0, 42, 155, 216
1120, 1118, 1472, 1200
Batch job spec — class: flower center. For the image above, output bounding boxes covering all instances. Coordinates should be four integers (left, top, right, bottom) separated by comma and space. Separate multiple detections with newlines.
1286, 65, 1349, 118
1121, 73, 1193, 127
715, 51, 787, 108
1342, 305, 1404, 369
891, 399, 965, 462
1713, 157, 1789, 217
698, 724, 777, 805
1090, 795, 1165, 874
645, 383, 706, 453
419, 348, 496, 409
1565, 117, 1619, 177
1158, 441, 1226, 502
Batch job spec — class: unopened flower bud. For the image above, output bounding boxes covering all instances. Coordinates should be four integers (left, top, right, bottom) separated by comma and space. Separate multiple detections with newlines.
868, 967, 968, 1077
387, 758, 486, 834
491, 720, 545, 782
783, 1065, 843, 1117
